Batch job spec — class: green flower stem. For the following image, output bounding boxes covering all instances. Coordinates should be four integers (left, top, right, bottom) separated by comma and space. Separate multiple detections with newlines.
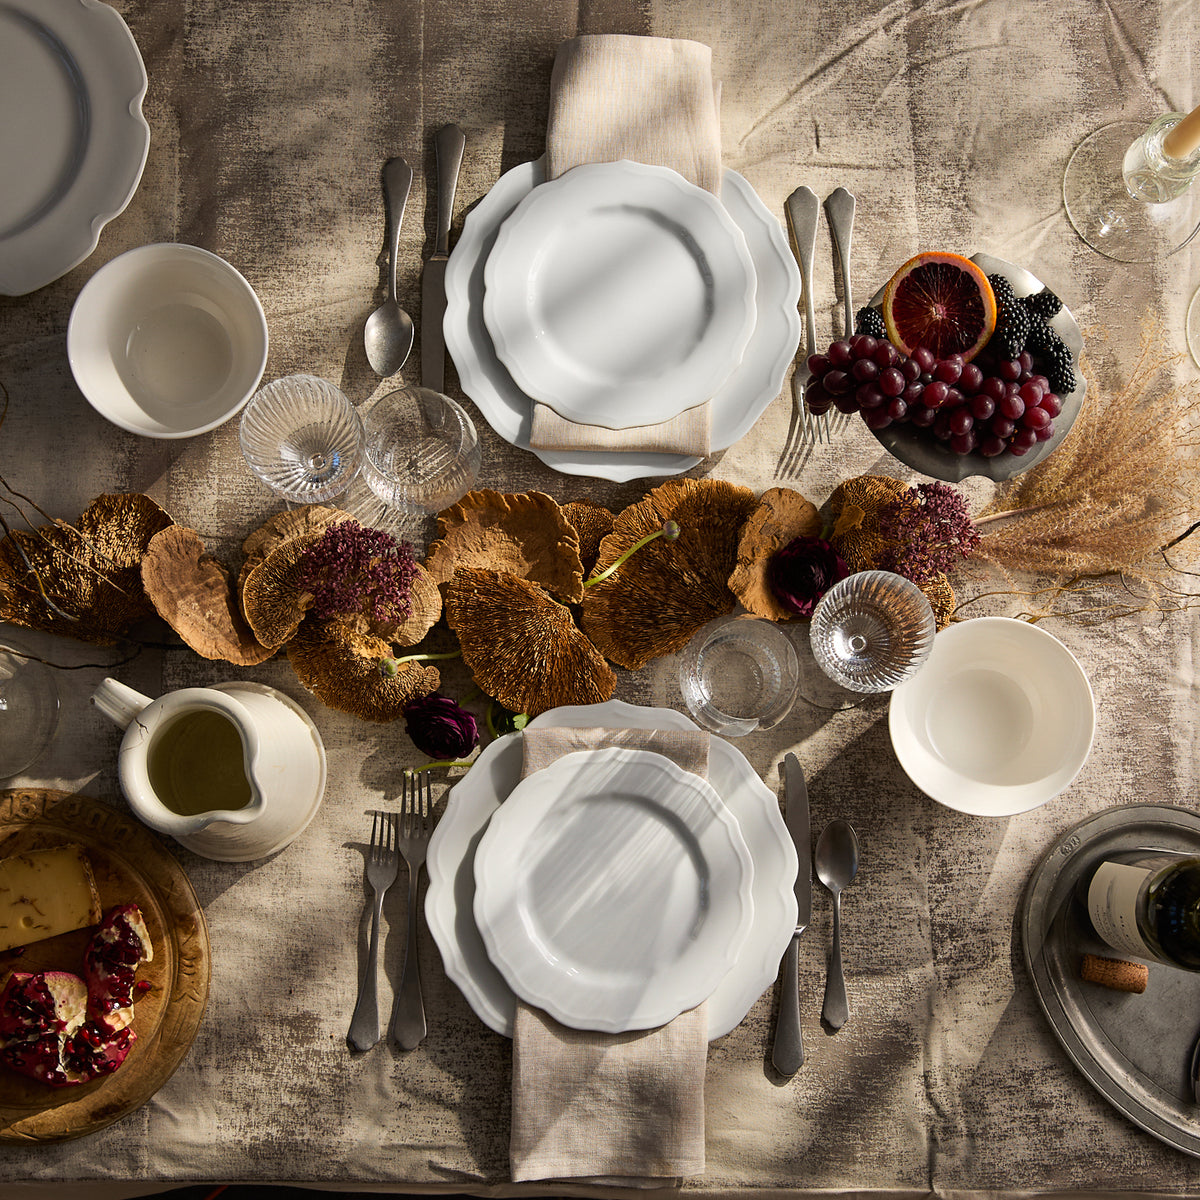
380, 649, 461, 676
582, 520, 680, 588
410, 759, 475, 773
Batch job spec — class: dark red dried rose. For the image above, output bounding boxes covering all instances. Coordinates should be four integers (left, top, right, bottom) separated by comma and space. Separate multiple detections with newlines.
767, 536, 849, 617
402, 694, 479, 760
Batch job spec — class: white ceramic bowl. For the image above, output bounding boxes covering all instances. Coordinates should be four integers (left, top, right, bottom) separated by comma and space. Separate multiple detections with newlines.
67, 243, 269, 438
889, 617, 1095, 816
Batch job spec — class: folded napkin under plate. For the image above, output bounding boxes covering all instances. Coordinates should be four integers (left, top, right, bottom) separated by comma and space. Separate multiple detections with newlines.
504, 726, 717, 1183
442, 35, 800, 479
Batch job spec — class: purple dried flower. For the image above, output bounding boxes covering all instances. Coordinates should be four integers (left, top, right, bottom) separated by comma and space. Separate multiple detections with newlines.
767, 536, 849, 617
875, 483, 979, 584
402, 694, 479, 760
296, 520, 417, 622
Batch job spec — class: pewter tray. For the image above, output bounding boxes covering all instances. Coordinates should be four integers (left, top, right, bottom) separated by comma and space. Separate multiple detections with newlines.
1021, 803, 1200, 1157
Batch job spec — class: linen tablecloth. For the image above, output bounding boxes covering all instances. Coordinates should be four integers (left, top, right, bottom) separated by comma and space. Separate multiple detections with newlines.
2, 0, 1199, 1196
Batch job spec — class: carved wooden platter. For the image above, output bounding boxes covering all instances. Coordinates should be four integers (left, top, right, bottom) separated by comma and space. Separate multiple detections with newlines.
0, 789, 210, 1142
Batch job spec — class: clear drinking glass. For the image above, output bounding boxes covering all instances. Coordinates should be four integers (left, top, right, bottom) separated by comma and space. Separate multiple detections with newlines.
360, 385, 481, 515
1063, 113, 1200, 263
239, 374, 365, 503
807, 571, 936, 699
0, 642, 60, 778
678, 615, 799, 736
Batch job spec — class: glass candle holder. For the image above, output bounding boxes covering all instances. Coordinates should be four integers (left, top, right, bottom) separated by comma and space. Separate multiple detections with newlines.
0, 643, 60, 778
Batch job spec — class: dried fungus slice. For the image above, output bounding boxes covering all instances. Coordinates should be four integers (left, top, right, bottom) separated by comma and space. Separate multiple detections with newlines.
445, 568, 615, 717
0, 493, 173, 644
580, 477, 757, 670
239, 533, 320, 649
827, 475, 910, 572
560, 500, 615, 575
728, 487, 822, 621
238, 505, 353, 592
922, 572, 956, 630
287, 619, 440, 722
142, 526, 274, 665
424, 490, 585, 603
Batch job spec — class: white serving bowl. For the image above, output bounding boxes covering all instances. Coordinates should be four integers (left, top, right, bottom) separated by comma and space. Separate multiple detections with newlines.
889, 617, 1095, 816
67, 243, 269, 438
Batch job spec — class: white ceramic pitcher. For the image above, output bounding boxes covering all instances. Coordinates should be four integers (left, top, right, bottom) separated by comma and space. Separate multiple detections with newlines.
91, 678, 326, 861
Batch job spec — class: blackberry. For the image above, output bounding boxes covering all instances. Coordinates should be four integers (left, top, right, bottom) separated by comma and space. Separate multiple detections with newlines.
1034, 327, 1076, 395
1023, 287, 1063, 320
1024, 314, 1054, 355
987, 273, 1016, 306
990, 298, 1031, 359
855, 306, 887, 339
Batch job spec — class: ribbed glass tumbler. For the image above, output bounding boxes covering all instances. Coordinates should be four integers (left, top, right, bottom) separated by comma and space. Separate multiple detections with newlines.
809, 570, 937, 694
239, 374, 365, 503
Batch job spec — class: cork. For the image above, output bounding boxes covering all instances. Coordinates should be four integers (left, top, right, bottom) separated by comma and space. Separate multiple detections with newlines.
1080, 953, 1149, 994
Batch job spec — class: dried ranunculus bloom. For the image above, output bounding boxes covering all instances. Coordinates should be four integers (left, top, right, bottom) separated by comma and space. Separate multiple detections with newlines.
402, 694, 479, 760
767, 537, 849, 617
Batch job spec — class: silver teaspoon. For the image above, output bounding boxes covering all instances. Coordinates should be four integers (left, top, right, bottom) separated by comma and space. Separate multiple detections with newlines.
815, 819, 860, 1030
364, 157, 415, 377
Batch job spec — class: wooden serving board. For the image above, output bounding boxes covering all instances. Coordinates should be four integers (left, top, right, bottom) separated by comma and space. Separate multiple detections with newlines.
0, 789, 210, 1142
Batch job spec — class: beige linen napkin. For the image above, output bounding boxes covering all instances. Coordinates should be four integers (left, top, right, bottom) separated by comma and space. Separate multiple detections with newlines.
509, 725, 711, 1184
530, 35, 723, 457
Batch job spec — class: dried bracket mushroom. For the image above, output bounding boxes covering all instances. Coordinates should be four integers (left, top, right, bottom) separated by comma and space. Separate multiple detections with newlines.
0, 493, 173, 644
424, 490, 586, 603
580, 478, 757, 669
141, 525, 275, 665
445, 567, 616, 717
728, 486, 823, 621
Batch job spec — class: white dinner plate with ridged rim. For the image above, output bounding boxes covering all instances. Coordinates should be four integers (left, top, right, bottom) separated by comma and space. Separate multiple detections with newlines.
482, 160, 758, 430
444, 161, 801, 481
472, 746, 755, 1033
0, 0, 150, 295
425, 700, 799, 1039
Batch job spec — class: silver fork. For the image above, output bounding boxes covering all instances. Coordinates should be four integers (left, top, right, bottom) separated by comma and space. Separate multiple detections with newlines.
779, 186, 823, 476
348, 810, 400, 1051
388, 771, 434, 1050
824, 187, 858, 435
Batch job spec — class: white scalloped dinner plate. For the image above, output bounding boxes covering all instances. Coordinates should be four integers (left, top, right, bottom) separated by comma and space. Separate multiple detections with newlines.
445, 161, 801, 481
426, 700, 799, 1039
483, 160, 757, 430
472, 746, 754, 1033
0, 0, 150, 295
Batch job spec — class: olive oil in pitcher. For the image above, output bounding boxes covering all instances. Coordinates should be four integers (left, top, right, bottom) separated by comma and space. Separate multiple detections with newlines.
146, 709, 253, 816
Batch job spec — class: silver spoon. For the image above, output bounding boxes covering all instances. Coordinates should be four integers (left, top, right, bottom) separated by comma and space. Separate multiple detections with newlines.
815, 819, 860, 1030
364, 157, 415, 376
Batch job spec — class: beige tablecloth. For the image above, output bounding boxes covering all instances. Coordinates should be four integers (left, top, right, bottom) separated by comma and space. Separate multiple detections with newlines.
2, 0, 1199, 1196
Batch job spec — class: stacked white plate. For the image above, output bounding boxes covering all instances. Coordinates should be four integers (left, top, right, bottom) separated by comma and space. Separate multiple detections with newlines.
443, 160, 802, 482
425, 700, 800, 1039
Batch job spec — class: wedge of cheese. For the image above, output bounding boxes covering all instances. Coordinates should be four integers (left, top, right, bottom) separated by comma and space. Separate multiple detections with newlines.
0, 845, 102, 952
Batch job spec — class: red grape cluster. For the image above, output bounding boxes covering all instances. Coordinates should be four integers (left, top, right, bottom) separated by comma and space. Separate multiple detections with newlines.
804, 334, 1063, 458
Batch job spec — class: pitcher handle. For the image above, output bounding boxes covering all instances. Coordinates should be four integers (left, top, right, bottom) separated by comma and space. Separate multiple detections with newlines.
91, 678, 153, 729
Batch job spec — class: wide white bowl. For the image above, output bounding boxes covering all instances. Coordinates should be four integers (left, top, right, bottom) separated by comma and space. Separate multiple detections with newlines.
889, 617, 1095, 816
68, 243, 269, 438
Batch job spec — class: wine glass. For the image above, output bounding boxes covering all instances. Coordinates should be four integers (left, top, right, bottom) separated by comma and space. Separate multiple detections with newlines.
0, 642, 60, 778
352, 385, 481, 544
801, 571, 936, 709
239, 374, 365, 503
1063, 108, 1200, 263
678, 615, 799, 736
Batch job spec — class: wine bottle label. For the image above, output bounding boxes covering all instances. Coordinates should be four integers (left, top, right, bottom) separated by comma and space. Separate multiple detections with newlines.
1087, 862, 1154, 959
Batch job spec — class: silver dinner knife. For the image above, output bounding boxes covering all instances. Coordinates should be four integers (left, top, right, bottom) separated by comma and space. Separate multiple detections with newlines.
771, 751, 811, 1076
421, 124, 466, 391
824, 187, 857, 339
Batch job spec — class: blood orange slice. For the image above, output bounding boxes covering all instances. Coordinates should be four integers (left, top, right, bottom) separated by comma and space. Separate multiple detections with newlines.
882, 252, 997, 362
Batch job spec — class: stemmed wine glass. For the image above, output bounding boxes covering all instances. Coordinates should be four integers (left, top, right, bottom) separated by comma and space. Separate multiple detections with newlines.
239, 374, 366, 504
1063, 106, 1200, 264
798, 571, 937, 711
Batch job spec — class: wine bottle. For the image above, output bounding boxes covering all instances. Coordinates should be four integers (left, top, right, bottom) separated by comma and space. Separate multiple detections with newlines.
1084, 852, 1200, 971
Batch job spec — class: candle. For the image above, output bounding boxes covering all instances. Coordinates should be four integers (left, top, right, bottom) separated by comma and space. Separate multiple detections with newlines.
1163, 100, 1200, 159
